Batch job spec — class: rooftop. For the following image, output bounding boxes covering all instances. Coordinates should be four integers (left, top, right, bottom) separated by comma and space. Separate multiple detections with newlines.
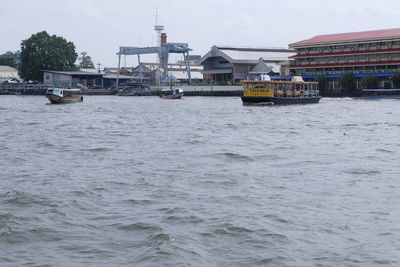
0, 66, 20, 80
199, 45, 295, 64
43, 70, 103, 76
290, 28, 400, 47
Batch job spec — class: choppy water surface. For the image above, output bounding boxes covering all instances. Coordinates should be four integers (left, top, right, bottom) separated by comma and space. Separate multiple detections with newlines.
1, 95, 400, 266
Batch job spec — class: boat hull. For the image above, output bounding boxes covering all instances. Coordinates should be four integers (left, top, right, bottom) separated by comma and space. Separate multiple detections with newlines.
241, 96, 321, 105
46, 94, 83, 104
160, 93, 183, 99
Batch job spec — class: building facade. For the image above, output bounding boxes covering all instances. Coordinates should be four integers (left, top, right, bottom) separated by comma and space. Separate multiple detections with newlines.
199, 46, 296, 84
289, 28, 400, 78
43, 71, 103, 88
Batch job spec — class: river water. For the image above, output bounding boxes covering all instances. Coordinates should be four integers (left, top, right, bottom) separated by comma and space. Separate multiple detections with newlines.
1, 95, 400, 266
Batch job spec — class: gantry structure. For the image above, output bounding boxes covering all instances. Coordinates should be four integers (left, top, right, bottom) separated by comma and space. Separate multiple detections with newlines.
116, 43, 192, 87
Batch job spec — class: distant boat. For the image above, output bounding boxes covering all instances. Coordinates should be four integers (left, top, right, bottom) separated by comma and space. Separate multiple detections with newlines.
362, 89, 400, 99
160, 74, 183, 99
160, 88, 184, 99
45, 88, 83, 104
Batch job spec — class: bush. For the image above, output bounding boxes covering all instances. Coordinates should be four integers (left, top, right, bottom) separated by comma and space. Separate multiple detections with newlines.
339, 73, 357, 96
392, 72, 400, 88
316, 75, 328, 96
384, 81, 392, 89
361, 75, 379, 89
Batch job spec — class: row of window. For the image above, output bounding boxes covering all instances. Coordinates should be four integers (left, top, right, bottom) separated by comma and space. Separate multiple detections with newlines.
297, 40, 400, 54
294, 65, 400, 74
295, 54, 400, 65
246, 83, 318, 90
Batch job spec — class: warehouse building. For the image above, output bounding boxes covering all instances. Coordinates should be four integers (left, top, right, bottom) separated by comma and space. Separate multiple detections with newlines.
199, 46, 296, 84
289, 28, 400, 79
0, 66, 21, 83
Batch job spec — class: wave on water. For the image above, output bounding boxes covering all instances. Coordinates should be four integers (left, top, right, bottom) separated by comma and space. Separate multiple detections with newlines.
85, 147, 113, 152
219, 152, 253, 161
1, 191, 57, 208
345, 169, 381, 175
116, 222, 163, 232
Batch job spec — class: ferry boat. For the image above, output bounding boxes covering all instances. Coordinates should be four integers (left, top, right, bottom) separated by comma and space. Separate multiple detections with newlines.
241, 76, 320, 105
45, 88, 83, 104
362, 89, 400, 99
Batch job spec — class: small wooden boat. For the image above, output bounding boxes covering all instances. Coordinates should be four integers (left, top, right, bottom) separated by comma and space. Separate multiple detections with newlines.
160, 88, 184, 99
45, 88, 83, 104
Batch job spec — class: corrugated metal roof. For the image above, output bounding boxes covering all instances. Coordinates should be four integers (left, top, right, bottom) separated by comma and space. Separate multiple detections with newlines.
199, 46, 295, 64
222, 50, 295, 63
168, 70, 203, 80
43, 70, 102, 76
103, 74, 139, 79
216, 45, 293, 52
0, 66, 20, 80
290, 28, 400, 47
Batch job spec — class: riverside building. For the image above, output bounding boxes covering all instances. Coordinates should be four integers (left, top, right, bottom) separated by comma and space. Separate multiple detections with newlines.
289, 28, 400, 87
199, 46, 296, 84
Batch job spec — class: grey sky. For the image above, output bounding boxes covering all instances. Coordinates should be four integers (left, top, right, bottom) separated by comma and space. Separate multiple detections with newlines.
1, 0, 400, 67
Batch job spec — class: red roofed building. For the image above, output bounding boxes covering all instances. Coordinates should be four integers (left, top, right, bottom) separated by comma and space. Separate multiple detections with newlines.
289, 28, 400, 79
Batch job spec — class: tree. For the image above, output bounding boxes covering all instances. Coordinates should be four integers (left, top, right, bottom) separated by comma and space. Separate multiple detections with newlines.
19, 31, 78, 82
383, 81, 392, 89
339, 73, 357, 96
0, 51, 20, 68
78, 51, 94, 68
316, 75, 328, 96
392, 72, 400, 88
361, 75, 379, 89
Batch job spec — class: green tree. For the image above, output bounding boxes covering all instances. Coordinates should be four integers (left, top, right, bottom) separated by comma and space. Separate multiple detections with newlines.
0, 51, 20, 68
19, 31, 78, 82
316, 75, 328, 96
392, 72, 400, 88
361, 75, 379, 89
383, 81, 392, 89
78, 51, 94, 68
339, 73, 357, 96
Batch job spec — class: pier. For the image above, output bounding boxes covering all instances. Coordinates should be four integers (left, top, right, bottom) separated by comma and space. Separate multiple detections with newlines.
0, 84, 48, 95
0, 84, 117, 96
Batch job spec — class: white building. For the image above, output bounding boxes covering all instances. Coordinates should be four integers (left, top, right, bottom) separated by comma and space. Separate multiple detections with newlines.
0, 66, 21, 83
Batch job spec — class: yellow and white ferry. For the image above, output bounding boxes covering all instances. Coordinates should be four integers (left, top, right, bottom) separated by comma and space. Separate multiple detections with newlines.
241, 76, 321, 105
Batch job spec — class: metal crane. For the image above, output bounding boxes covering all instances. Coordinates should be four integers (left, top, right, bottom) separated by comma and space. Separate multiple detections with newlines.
116, 43, 192, 88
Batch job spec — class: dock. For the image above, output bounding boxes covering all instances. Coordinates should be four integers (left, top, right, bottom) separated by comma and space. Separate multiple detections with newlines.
0, 84, 244, 97
0, 84, 48, 95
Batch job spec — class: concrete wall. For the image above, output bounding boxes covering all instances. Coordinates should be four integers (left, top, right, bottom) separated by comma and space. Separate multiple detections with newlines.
43, 72, 72, 87
151, 85, 243, 92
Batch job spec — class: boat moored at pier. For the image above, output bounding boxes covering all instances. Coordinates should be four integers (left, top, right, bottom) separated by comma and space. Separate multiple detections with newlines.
45, 88, 83, 104
241, 77, 320, 105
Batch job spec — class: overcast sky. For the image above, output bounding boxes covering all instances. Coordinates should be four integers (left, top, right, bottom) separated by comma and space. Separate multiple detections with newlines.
1, 0, 400, 67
